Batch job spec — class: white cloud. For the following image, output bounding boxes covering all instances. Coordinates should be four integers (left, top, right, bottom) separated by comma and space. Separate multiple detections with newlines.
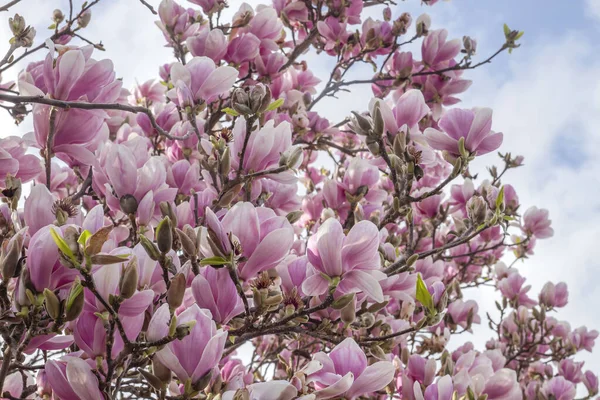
585, 0, 600, 22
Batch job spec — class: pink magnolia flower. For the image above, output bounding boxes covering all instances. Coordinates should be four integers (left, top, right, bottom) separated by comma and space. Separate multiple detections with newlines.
186, 27, 228, 62
421, 29, 461, 67
276, 255, 310, 297
521, 206, 554, 239
167, 56, 237, 105
93, 140, 177, 218
497, 272, 537, 308
0, 136, 43, 184
308, 338, 395, 399
20, 226, 78, 297
226, 33, 261, 64
317, 17, 350, 52
147, 304, 227, 385
222, 381, 298, 400
156, 0, 201, 43
130, 79, 166, 105
583, 370, 599, 396
539, 281, 568, 308
192, 267, 244, 325
412, 375, 454, 400
541, 376, 576, 400
230, 118, 295, 178
447, 299, 480, 330
20, 43, 122, 166
482, 369, 522, 400
302, 218, 385, 302
203, 202, 294, 280
386, 89, 430, 134
424, 108, 503, 157
24, 184, 56, 235
45, 357, 104, 400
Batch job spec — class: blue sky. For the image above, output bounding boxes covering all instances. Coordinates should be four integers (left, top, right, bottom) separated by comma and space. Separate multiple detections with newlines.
0, 0, 598, 382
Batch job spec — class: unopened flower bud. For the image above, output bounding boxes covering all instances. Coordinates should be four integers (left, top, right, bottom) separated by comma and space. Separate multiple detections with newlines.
219, 147, 231, 176
167, 273, 186, 309
284, 146, 303, 169
52, 9, 64, 24
340, 297, 356, 325
139, 235, 161, 261
1, 231, 23, 279
152, 359, 171, 383
401, 346, 410, 365
77, 10, 91, 28
43, 288, 61, 320
370, 344, 387, 360
416, 13, 431, 37
332, 293, 355, 310
138, 368, 164, 391
285, 210, 303, 224
175, 320, 196, 339
366, 138, 380, 156
320, 207, 335, 222
176, 228, 197, 257
119, 194, 138, 215
400, 299, 415, 320
372, 103, 384, 136
119, 257, 139, 299
36, 370, 52, 398
383, 7, 392, 21
65, 279, 84, 322
249, 84, 271, 114
9, 14, 25, 35
350, 111, 373, 136
467, 196, 488, 226
462, 36, 477, 56
159, 202, 177, 227
231, 88, 252, 115
156, 217, 173, 254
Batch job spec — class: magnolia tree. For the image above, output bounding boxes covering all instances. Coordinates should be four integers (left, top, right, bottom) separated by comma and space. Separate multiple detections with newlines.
0, 0, 595, 399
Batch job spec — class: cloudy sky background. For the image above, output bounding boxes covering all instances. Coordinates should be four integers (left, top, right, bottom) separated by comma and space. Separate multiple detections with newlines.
0, 0, 598, 380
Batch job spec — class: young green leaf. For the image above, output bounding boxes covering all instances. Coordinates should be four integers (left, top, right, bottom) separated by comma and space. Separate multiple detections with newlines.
265, 98, 284, 112
200, 256, 230, 266
50, 227, 76, 263
415, 273, 434, 312
495, 186, 505, 209
222, 107, 239, 117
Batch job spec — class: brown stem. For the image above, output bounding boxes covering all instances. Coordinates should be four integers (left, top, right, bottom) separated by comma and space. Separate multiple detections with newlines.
45, 108, 58, 189
0, 94, 191, 141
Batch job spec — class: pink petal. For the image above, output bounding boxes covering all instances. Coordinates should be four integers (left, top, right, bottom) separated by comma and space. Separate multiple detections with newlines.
424, 128, 459, 154
339, 270, 384, 302
346, 361, 395, 398
65, 358, 104, 400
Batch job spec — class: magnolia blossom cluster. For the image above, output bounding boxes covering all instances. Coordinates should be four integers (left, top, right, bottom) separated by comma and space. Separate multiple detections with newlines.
0, 0, 594, 399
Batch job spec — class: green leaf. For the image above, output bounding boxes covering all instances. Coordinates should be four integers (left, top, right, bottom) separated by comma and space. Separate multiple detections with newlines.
222, 107, 239, 117
78, 230, 92, 247
415, 273, 434, 312
48, 23, 56, 30
495, 186, 505, 209
50, 227, 76, 263
503, 24, 511, 37
515, 31, 524, 40
265, 98, 284, 112
200, 256, 230, 266
66, 280, 83, 311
